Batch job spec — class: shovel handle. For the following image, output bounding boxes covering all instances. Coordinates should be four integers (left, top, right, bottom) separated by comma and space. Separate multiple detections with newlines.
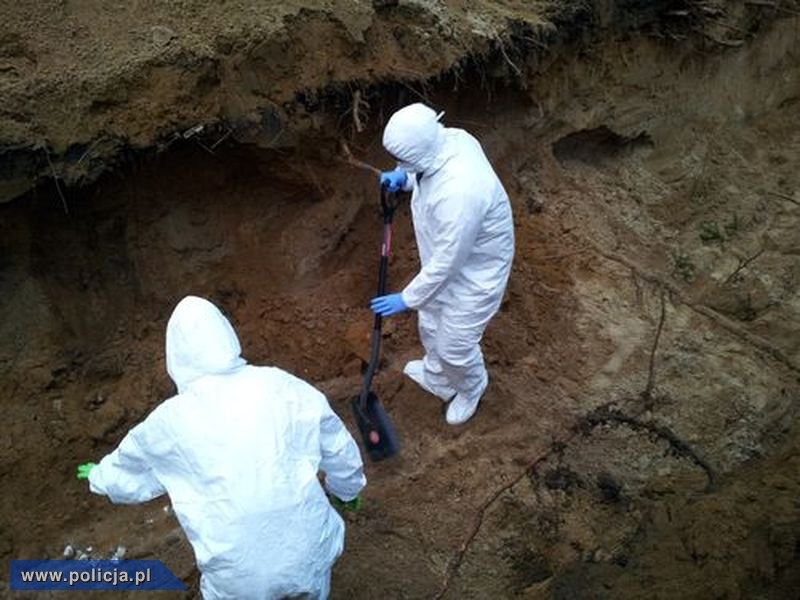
359, 188, 400, 408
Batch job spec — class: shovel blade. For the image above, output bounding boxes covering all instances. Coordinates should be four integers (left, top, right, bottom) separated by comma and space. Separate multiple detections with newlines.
350, 391, 400, 462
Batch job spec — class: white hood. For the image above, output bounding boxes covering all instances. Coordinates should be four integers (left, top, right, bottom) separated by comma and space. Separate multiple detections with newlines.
165, 295, 246, 392
382, 103, 447, 174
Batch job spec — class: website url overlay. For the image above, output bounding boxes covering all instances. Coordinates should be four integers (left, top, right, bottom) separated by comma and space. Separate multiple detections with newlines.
11, 559, 187, 591
21, 565, 150, 586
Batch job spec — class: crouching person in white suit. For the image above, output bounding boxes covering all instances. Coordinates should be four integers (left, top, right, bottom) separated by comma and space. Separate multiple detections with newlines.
76, 295, 366, 599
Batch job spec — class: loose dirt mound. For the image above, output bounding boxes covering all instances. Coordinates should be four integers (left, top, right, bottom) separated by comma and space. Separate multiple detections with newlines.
1, 1, 800, 598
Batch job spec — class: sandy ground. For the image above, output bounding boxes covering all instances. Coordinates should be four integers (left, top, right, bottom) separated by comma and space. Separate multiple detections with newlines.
1, 1, 800, 598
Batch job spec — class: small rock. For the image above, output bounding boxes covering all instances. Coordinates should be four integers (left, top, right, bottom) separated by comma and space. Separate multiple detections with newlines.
165, 529, 183, 546
62, 544, 75, 559
526, 194, 545, 214
110, 545, 126, 561
151, 26, 176, 48
597, 473, 623, 503
593, 548, 612, 562
86, 392, 106, 411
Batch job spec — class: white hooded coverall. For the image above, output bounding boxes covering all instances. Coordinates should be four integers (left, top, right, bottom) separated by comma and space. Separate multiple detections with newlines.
383, 103, 515, 416
88, 295, 366, 599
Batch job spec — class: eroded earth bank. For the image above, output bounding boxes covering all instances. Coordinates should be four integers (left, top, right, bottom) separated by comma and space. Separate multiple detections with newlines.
1, 1, 800, 598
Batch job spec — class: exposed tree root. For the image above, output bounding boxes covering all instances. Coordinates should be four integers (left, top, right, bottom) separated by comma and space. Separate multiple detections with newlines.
43, 148, 69, 215
433, 428, 583, 599
587, 243, 800, 374
766, 189, 800, 206
339, 140, 381, 176
435, 277, 721, 597
643, 287, 667, 404
435, 400, 620, 598
580, 406, 719, 490
725, 245, 766, 284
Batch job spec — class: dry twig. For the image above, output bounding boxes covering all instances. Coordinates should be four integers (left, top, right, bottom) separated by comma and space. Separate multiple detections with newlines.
351, 89, 370, 134
43, 149, 69, 215
766, 189, 800, 206
702, 32, 745, 47
643, 288, 667, 402
339, 140, 382, 176
725, 246, 766, 283
496, 39, 522, 78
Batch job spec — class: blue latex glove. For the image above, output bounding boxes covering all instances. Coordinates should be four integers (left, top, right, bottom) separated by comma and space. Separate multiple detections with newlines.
371, 293, 408, 316
379, 168, 408, 192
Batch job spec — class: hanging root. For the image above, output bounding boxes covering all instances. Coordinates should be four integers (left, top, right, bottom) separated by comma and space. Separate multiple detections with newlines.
338, 140, 382, 176
351, 89, 371, 133
43, 148, 69, 215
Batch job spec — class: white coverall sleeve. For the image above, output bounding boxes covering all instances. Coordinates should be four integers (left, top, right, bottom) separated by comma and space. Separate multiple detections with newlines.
319, 402, 366, 502
401, 171, 416, 193
88, 422, 166, 504
401, 192, 484, 309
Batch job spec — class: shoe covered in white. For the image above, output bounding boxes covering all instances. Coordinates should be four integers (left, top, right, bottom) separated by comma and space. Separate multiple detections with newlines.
403, 360, 456, 402
445, 374, 488, 425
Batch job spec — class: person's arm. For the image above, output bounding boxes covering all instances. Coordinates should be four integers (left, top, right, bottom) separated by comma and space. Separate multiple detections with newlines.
400, 169, 416, 193
88, 421, 166, 504
401, 191, 484, 309
318, 401, 366, 502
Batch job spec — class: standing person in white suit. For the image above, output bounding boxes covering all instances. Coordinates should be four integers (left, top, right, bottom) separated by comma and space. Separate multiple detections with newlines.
371, 103, 515, 426
76, 295, 366, 599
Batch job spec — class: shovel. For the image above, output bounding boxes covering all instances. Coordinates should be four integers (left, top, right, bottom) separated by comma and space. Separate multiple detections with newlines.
350, 186, 402, 462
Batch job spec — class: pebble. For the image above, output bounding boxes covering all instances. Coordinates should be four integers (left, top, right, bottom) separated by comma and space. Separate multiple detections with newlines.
151, 26, 176, 48
593, 548, 612, 562
62, 544, 75, 559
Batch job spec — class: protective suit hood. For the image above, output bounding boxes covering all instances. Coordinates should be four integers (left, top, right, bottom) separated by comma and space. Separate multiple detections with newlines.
382, 103, 446, 174
166, 295, 246, 392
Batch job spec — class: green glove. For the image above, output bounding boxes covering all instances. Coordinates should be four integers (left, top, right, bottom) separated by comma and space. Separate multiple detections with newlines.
331, 494, 363, 512
76, 462, 97, 480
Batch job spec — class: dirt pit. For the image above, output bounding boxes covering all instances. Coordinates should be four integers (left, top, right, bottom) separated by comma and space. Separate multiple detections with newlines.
2, 1, 800, 599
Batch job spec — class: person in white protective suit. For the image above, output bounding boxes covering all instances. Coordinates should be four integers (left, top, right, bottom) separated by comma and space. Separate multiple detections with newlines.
370, 103, 515, 426
75, 295, 366, 599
